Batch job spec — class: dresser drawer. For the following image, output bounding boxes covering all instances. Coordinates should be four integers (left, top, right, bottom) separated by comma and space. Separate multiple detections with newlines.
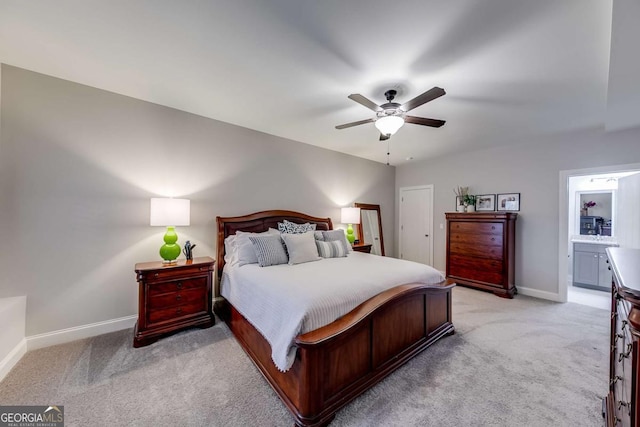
148, 277, 207, 296
449, 255, 504, 285
449, 232, 503, 247
148, 286, 206, 310
147, 300, 207, 324
449, 242, 503, 260
449, 222, 503, 235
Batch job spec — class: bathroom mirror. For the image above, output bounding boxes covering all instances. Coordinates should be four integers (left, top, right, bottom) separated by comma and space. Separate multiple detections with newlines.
577, 191, 614, 236
355, 203, 385, 256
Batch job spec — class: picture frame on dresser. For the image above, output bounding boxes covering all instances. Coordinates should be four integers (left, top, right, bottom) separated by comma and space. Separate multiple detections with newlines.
497, 193, 520, 211
475, 194, 496, 211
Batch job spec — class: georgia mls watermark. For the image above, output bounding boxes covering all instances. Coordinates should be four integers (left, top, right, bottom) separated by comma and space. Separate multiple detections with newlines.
0, 406, 64, 427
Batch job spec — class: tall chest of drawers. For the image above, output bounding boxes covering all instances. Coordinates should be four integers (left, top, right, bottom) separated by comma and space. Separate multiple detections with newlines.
445, 212, 518, 298
134, 256, 215, 347
604, 247, 640, 426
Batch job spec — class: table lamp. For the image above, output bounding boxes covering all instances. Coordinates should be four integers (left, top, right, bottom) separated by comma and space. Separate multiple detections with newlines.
341, 207, 361, 245
150, 198, 190, 264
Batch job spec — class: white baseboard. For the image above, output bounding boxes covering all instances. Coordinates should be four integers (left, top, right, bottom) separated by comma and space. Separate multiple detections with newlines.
518, 286, 563, 302
0, 338, 27, 382
26, 315, 137, 351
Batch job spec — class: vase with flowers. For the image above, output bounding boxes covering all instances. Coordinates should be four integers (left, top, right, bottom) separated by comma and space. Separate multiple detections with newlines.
454, 186, 468, 212
581, 200, 596, 216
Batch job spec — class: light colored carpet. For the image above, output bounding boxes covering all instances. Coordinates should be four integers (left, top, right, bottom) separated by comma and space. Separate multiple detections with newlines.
0, 287, 609, 426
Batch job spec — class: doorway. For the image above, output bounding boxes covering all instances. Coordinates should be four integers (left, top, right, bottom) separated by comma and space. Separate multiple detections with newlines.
398, 185, 434, 265
558, 163, 640, 307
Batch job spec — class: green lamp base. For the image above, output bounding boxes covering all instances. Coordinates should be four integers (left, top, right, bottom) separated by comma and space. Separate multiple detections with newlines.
159, 226, 181, 264
346, 223, 355, 244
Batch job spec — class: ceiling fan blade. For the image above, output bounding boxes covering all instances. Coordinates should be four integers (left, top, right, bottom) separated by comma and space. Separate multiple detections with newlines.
405, 115, 446, 128
379, 133, 390, 141
348, 94, 382, 112
335, 118, 375, 130
401, 87, 446, 112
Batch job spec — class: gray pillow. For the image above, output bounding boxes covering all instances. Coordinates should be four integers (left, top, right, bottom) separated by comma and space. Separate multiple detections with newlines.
316, 240, 347, 258
321, 229, 351, 253
248, 235, 289, 267
235, 229, 280, 266
281, 231, 321, 265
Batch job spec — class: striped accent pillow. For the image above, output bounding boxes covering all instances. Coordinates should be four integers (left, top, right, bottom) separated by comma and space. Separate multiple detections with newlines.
321, 229, 351, 253
316, 240, 347, 258
248, 235, 289, 267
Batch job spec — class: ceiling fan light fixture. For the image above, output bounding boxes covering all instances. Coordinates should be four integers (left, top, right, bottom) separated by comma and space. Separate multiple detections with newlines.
375, 115, 404, 136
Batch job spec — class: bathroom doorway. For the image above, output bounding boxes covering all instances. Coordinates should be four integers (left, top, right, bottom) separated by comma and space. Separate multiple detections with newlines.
558, 163, 640, 308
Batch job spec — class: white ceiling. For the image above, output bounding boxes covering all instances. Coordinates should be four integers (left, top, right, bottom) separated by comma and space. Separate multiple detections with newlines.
0, 0, 613, 165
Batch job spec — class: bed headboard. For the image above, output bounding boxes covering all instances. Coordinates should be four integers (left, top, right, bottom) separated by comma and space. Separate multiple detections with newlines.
216, 210, 333, 280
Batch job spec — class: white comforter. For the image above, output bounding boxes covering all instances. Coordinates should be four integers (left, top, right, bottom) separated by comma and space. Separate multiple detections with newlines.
220, 252, 444, 372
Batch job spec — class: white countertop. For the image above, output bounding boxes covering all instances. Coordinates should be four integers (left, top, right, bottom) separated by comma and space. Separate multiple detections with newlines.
571, 235, 619, 245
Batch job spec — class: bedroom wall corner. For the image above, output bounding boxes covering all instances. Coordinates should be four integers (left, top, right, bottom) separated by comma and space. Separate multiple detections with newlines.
0, 296, 27, 382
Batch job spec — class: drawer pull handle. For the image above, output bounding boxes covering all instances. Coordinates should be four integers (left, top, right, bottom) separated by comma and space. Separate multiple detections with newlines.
154, 273, 159, 278
177, 282, 183, 289
200, 267, 207, 271
176, 294, 182, 301
618, 343, 632, 362
176, 307, 182, 314
618, 400, 631, 416
610, 375, 623, 385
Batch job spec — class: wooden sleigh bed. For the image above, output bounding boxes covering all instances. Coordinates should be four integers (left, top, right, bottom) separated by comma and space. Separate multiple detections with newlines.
215, 210, 455, 426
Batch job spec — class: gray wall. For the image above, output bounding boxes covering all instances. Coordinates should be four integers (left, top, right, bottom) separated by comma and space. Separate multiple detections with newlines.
0, 65, 395, 336
396, 127, 640, 296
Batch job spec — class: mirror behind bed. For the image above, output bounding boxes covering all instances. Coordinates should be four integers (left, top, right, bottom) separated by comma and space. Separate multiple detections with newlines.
215, 209, 333, 285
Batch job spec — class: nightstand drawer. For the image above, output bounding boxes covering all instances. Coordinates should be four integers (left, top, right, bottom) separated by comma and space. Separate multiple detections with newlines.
138, 264, 212, 283
148, 277, 206, 296
148, 300, 207, 324
148, 286, 206, 310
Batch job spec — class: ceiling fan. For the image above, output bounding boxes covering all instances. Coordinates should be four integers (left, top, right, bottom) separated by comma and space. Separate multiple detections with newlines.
335, 87, 446, 140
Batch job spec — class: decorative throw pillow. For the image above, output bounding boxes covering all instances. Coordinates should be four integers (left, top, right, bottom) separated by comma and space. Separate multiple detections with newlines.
278, 219, 317, 234
316, 240, 347, 258
314, 231, 324, 241
321, 229, 351, 253
248, 235, 289, 267
235, 229, 280, 266
281, 231, 321, 265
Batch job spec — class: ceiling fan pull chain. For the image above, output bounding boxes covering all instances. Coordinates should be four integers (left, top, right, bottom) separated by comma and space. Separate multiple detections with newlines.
387, 140, 390, 166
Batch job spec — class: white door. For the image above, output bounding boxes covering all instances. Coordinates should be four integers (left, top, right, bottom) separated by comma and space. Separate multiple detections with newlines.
399, 185, 433, 265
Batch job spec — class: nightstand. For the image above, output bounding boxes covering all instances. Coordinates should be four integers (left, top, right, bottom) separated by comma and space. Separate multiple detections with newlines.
352, 243, 372, 253
133, 256, 215, 347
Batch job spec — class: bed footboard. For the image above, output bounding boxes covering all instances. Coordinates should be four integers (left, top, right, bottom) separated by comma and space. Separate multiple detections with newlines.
218, 280, 455, 427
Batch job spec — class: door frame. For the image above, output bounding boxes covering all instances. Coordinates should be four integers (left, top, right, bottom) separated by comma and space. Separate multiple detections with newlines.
558, 162, 640, 303
398, 184, 434, 266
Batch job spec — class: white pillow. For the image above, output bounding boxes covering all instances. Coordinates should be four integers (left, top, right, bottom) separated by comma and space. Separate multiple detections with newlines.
281, 231, 321, 265
224, 234, 238, 265
235, 229, 280, 266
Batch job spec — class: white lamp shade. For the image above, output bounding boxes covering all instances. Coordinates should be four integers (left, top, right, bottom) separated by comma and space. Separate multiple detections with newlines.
341, 207, 361, 224
150, 198, 190, 226
375, 115, 404, 136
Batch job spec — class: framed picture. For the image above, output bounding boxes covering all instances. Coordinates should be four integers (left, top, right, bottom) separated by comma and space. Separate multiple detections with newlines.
475, 194, 496, 211
497, 193, 520, 211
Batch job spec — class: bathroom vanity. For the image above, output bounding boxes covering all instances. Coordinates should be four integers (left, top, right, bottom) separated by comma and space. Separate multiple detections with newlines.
572, 237, 618, 291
